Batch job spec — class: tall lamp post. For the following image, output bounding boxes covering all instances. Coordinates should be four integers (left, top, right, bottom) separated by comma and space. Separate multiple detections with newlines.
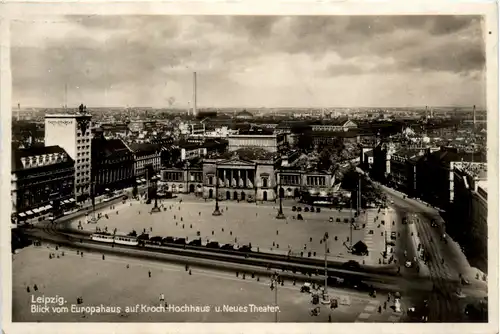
151, 175, 161, 213
276, 171, 285, 219
212, 162, 222, 216
322, 232, 330, 303
270, 272, 280, 322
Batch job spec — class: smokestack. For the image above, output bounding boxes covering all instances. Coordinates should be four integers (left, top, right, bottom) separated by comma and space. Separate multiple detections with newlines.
473, 105, 476, 127
17, 103, 20, 121
193, 72, 197, 117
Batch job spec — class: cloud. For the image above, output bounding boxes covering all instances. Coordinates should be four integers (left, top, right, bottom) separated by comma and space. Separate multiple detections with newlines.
10, 15, 486, 108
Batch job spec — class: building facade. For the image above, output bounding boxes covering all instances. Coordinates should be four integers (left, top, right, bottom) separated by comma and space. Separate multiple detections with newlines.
11, 146, 75, 224
129, 143, 162, 181
228, 134, 285, 153
159, 155, 337, 202
44, 113, 92, 202
91, 136, 135, 195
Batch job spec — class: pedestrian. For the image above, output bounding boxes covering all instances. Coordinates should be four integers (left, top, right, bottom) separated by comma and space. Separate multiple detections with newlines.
189, 269, 192, 275
26, 286, 30, 293
149, 270, 152, 278
126, 264, 129, 269
102, 254, 105, 260
81, 252, 83, 257
34, 284, 38, 291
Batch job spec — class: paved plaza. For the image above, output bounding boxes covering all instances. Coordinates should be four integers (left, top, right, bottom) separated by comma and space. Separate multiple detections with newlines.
12, 246, 403, 322
68, 195, 397, 265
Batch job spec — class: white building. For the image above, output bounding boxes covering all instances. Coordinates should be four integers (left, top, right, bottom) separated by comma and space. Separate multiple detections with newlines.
45, 113, 93, 202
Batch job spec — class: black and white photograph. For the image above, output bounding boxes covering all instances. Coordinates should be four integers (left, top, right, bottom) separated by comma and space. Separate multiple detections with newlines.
2, 4, 498, 333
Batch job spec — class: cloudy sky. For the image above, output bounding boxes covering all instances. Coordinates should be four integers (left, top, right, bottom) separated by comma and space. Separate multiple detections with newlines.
11, 15, 486, 108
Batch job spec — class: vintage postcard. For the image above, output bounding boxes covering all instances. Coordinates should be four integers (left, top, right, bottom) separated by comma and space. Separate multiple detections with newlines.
1, 2, 498, 334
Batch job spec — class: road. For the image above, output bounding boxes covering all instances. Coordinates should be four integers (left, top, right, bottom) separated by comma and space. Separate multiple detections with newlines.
379, 184, 488, 322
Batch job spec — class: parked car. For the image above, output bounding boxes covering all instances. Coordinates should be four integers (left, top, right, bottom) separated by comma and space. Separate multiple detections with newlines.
292, 206, 297, 212
206, 241, 220, 249
149, 236, 163, 245
391, 232, 397, 240
162, 236, 176, 245
238, 245, 252, 252
174, 238, 186, 245
221, 243, 235, 251
297, 207, 302, 212
188, 238, 202, 246
342, 260, 361, 270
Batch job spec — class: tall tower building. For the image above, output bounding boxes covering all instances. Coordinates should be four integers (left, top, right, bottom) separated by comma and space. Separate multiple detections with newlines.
44, 106, 92, 202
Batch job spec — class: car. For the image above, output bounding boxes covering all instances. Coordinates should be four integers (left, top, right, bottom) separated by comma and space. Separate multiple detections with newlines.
188, 238, 202, 246
297, 207, 302, 212
149, 236, 163, 244
342, 260, 361, 270
292, 206, 297, 212
174, 238, 186, 245
221, 243, 235, 251
206, 241, 220, 249
391, 232, 397, 240
387, 240, 396, 246
238, 245, 252, 252
461, 277, 471, 285
162, 236, 175, 244
137, 233, 150, 240
405, 260, 412, 268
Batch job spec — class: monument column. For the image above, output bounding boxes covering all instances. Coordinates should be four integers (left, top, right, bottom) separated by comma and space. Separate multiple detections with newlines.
223, 169, 226, 187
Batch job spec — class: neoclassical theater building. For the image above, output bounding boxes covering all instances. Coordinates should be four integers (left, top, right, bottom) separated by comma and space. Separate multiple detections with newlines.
160, 150, 337, 202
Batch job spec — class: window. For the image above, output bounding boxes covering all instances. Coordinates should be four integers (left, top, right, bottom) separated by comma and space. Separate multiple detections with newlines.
209, 176, 214, 185
262, 178, 268, 188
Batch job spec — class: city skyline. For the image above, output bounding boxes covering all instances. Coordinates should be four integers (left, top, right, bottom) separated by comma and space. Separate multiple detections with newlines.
12, 15, 486, 109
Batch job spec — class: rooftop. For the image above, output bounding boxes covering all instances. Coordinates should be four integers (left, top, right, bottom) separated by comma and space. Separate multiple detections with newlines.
12, 145, 71, 171
211, 147, 276, 161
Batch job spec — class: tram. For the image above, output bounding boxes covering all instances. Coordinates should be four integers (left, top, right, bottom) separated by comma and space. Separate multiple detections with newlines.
90, 233, 139, 246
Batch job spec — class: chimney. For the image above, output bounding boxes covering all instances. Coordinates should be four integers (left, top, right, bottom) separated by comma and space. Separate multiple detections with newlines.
193, 72, 197, 117
473, 105, 476, 128
17, 103, 20, 121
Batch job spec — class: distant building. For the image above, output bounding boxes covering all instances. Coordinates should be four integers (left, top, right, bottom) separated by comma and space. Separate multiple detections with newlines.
228, 133, 286, 153
388, 148, 426, 195
178, 142, 208, 161
234, 110, 254, 120
44, 113, 92, 202
11, 145, 75, 224
128, 143, 162, 182
92, 135, 135, 196
451, 165, 488, 272
416, 147, 486, 210
311, 119, 357, 132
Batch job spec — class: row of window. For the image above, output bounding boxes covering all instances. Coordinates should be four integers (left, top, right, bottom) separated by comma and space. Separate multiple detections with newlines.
76, 158, 90, 164
77, 138, 90, 143
306, 176, 326, 186
76, 171, 90, 176
76, 177, 90, 184
77, 151, 90, 157
280, 175, 301, 185
78, 145, 90, 150
77, 132, 90, 137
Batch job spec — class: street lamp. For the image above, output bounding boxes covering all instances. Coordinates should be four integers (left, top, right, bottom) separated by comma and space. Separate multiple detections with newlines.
151, 174, 161, 213
276, 171, 285, 219
321, 232, 330, 303
270, 272, 280, 322
212, 162, 222, 216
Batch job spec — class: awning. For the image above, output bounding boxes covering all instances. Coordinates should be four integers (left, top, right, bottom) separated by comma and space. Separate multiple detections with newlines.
19, 212, 26, 217
26, 210, 34, 215
141, 178, 147, 182
33, 208, 40, 213
136, 180, 142, 184
45, 205, 53, 210
62, 200, 70, 204
69, 198, 76, 202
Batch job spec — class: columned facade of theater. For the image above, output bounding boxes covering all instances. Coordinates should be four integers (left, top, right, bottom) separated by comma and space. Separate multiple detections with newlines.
203, 158, 276, 202
210, 166, 257, 202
